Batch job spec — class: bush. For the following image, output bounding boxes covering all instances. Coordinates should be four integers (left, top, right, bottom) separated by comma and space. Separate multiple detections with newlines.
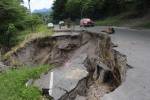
0, 24, 17, 50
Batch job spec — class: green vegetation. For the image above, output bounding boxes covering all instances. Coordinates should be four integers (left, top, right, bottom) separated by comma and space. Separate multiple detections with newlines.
95, 12, 150, 28
35, 25, 53, 34
16, 25, 53, 44
0, 0, 43, 51
96, 16, 123, 26
138, 22, 150, 28
0, 65, 53, 100
16, 25, 53, 49
52, 0, 150, 21
95, 13, 129, 26
52, 0, 150, 29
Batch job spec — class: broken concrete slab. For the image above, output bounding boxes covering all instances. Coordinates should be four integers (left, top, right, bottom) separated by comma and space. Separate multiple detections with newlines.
34, 53, 88, 100
75, 95, 86, 100
51, 66, 88, 100
34, 73, 50, 89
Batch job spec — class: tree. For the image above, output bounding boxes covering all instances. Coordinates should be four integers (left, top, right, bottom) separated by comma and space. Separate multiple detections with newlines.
0, 0, 42, 51
0, 0, 26, 48
52, 0, 150, 21
133, 0, 150, 14
52, 0, 68, 21
0, 0, 26, 30
28, 0, 31, 13
65, 0, 82, 20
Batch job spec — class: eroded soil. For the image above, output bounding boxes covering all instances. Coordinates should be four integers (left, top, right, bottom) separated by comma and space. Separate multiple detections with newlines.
3, 31, 127, 100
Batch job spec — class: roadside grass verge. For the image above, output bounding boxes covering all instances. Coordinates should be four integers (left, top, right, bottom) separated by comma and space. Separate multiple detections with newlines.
95, 14, 128, 26
96, 17, 150, 29
95, 16, 123, 26
138, 21, 150, 28
95, 12, 150, 29
95, 12, 139, 26
16, 24, 53, 45
0, 65, 53, 100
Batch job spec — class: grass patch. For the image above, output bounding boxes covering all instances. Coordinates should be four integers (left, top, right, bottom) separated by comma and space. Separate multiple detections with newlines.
95, 12, 150, 29
35, 25, 53, 34
95, 16, 125, 26
138, 21, 150, 28
17, 24, 53, 49
16, 24, 53, 45
95, 12, 138, 26
96, 17, 150, 29
0, 65, 53, 100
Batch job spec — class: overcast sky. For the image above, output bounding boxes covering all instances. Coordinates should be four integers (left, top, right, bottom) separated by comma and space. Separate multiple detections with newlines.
23, 0, 54, 12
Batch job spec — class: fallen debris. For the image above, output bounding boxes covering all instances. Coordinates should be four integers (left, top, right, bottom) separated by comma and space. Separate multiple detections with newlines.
0, 62, 10, 72
101, 27, 115, 34
25, 79, 34, 87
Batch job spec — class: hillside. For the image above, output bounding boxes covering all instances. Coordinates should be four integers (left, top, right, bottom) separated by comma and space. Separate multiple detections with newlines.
33, 8, 52, 15
96, 12, 150, 29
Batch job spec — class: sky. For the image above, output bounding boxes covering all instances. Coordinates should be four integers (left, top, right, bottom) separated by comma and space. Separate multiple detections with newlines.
23, 0, 54, 12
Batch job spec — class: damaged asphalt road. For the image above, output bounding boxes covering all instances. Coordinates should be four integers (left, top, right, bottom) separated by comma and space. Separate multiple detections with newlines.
4, 26, 150, 100
85, 26, 150, 100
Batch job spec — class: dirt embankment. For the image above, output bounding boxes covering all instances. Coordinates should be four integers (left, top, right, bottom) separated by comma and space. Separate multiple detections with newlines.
3, 31, 127, 100
3, 32, 81, 66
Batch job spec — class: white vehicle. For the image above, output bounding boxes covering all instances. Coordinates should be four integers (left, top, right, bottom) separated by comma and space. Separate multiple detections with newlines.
48, 23, 54, 28
59, 21, 65, 26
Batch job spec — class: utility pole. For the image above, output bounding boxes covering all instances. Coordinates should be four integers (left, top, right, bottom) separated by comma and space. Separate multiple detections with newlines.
28, 0, 31, 14
80, 5, 86, 19
81, 7, 84, 19
28, 0, 34, 31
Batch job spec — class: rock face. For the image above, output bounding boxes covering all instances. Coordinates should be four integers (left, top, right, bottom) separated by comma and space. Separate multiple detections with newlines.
3, 31, 127, 100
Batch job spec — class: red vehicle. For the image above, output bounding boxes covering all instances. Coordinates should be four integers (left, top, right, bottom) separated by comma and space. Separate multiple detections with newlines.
80, 18, 94, 27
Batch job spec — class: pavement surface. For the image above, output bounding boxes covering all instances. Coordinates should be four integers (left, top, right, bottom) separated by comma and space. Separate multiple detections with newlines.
85, 26, 150, 100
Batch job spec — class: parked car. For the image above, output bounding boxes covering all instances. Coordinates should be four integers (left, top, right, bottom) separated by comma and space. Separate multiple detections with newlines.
80, 18, 94, 27
48, 23, 54, 28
